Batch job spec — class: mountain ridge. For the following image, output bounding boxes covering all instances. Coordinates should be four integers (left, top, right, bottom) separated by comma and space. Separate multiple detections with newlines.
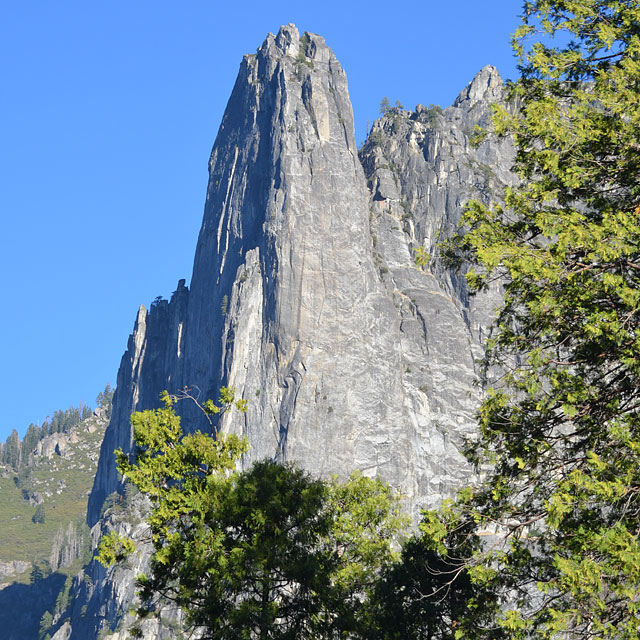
35, 24, 516, 639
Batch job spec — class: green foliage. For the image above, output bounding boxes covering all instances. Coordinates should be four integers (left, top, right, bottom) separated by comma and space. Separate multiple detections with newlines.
379, 96, 391, 115
111, 390, 248, 528
422, 2, 640, 638
2, 429, 21, 470
468, 124, 488, 148
295, 32, 314, 69
54, 576, 74, 617
96, 531, 136, 566
421, 103, 443, 127
96, 383, 114, 419
220, 294, 229, 316
367, 129, 385, 146
1, 397, 100, 478
43, 405, 89, 436
32, 503, 45, 524
327, 471, 409, 636
38, 610, 53, 640
0, 406, 106, 574
96, 383, 114, 408
152, 461, 335, 639
30, 561, 51, 585
22, 424, 43, 462
368, 538, 475, 640
99, 392, 406, 638
412, 246, 429, 269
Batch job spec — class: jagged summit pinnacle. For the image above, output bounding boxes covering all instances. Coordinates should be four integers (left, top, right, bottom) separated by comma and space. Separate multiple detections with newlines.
240, 23, 337, 85
88, 19, 382, 527
257, 24, 330, 60
213, 21, 355, 164
454, 64, 503, 107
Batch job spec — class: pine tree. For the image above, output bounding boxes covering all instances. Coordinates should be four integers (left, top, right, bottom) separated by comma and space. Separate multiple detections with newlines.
38, 610, 53, 640
32, 503, 46, 524
98, 390, 406, 638
379, 96, 391, 115
22, 424, 41, 464
96, 383, 114, 419
3, 429, 21, 470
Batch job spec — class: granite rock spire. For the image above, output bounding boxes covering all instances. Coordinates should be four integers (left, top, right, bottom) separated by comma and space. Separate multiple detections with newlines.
75, 26, 517, 639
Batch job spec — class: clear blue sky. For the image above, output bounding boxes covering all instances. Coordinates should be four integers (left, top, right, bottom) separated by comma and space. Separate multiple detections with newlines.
0, 1, 522, 442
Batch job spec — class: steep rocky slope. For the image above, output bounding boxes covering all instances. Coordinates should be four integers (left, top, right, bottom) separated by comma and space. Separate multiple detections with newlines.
0, 409, 108, 639
0, 410, 107, 583
49, 25, 516, 639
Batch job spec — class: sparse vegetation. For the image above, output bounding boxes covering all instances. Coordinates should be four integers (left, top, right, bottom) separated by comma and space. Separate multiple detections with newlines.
468, 124, 488, 147
367, 129, 385, 146
295, 33, 314, 70
421, 103, 442, 127
32, 503, 45, 524
0, 402, 107, 579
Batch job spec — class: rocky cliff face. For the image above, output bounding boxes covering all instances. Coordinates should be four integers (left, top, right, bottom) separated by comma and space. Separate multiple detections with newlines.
70, 24, 516, 638
88, 280, 189, 525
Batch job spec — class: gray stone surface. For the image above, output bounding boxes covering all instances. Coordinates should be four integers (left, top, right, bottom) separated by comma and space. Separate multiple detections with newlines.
34, 432, 71, 459
72, 26, 517, 639
0, 560, 31, 581
88, 280, 189, 524
357, 65, 517, 502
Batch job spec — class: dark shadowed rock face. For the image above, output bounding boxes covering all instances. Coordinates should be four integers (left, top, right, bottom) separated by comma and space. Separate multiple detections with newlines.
75, 25, 516, 639
88, 280, 189, 525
